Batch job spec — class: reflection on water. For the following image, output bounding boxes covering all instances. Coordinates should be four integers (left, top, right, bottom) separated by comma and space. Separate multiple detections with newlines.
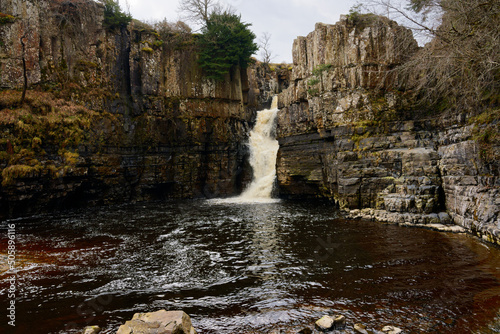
1, 200, 499, 334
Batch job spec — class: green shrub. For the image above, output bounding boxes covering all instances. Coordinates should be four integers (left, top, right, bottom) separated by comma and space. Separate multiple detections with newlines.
307, 78, 320, 86
312, 64, 332, 76
346, 5, 379, 29
152, 40, 164, 48
307, 64, 332, 96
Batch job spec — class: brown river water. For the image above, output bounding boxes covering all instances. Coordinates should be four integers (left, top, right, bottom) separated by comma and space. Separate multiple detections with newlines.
1, 200, 499, 333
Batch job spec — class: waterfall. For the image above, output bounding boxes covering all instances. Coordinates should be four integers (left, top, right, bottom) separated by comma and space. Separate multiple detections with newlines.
239, 96, 280, 201
211, 96, 280, 204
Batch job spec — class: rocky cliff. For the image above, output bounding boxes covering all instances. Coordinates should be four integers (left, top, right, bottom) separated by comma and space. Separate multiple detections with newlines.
0, 0, 279, 218
276, 15, 500, 245
1, 1, 498, 246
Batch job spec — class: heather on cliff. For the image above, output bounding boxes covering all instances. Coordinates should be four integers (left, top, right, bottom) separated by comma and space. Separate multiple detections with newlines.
100, 0, 132, 30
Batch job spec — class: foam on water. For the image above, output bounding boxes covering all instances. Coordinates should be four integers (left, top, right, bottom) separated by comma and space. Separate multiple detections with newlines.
212, 96, 280, 204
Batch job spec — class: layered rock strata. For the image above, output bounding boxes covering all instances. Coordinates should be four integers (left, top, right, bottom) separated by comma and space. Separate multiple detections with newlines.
276, 16, 499, 245
0, 0, 280, 217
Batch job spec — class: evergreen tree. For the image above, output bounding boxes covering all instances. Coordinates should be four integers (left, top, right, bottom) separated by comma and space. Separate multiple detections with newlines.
197, 12, 258, 81
100, 0, 132, 30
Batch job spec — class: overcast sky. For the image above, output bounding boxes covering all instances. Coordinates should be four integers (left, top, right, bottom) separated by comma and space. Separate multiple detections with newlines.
124, 0, 359, 63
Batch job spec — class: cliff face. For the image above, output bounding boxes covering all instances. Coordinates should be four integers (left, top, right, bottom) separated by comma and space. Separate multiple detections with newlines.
1, 2, 498, 246
0, 0, 276, 217
276, 16, 500, 245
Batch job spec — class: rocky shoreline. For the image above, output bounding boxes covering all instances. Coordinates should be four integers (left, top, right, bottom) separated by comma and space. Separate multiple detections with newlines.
275, 18, 500, 246
78, 309, 411, 334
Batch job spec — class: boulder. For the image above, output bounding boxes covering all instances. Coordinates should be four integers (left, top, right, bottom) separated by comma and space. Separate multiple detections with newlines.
116, 310, 197, 334
381, 325, 402, 334
354, 323, 369, 334
333, 314, 346, 329
315, 315, 334, 331
82, 326, 101, 334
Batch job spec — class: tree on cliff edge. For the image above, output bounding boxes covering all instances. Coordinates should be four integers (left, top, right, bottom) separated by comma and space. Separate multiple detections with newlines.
99, 0, 132, 30
196, 11, 258, 81
178, 0, 257, 81
178, 0, 224, 27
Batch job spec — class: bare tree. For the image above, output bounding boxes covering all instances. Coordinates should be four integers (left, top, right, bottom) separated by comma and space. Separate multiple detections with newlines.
360, 0, 442, 42
258, 32, 276, 65
123, 0, 131, 16
360, 0, 500, 112
178, 0, 224, 27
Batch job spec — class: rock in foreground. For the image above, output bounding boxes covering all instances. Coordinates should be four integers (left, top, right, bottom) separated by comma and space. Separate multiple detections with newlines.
315, 315, 334, 331
381, 325, 403, 334
116, 310, 197, 334
354, 323, 369, 334
82, 326, 100, 334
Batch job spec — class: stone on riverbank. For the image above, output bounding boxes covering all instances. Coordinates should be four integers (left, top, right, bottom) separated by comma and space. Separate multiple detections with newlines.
354, 323, 369, 334
333, 314, 346, 329
315, 314, 346, 331
82, 326, 100, 334
315, 315, 334, 331
381, 325, 402, 334
116, 310, 196, 334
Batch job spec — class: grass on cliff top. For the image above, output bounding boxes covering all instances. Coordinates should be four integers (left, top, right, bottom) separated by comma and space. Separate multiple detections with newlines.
0, 90, 121, 186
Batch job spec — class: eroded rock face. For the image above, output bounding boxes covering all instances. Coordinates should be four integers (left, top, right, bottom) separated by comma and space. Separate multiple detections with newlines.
290, 18, 416, 89
276, 16, 500, 245
0, 0, 276, 217
438, 139, 500, 244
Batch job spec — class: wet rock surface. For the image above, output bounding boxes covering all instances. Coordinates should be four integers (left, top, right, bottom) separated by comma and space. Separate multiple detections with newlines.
82, 326, 101, 334
276, 16, 499, 245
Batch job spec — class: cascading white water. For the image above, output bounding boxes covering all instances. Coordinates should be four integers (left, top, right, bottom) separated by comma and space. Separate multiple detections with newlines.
238, 96, 280, 201
211, 96, 280, 204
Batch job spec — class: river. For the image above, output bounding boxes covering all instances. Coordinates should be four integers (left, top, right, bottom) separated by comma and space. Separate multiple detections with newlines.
1, 98, 500, 333
1, 200, 500, 333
